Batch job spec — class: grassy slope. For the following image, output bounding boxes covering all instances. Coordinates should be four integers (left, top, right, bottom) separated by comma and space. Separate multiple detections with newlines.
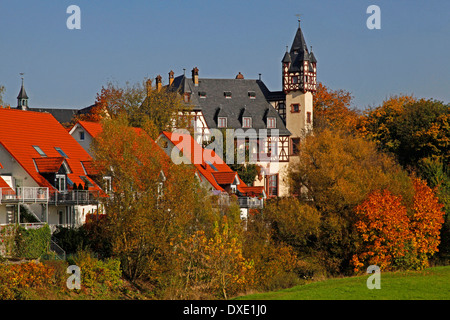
235, 266, 450, 300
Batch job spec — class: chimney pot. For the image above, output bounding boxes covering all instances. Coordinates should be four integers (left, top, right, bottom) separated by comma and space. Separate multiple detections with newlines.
192, 67, 199, 86
169, 70, 174, 86
156, 75, 162, 91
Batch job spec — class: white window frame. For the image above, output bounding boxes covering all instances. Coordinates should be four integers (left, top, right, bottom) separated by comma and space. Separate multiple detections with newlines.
242, 117, 252, 128
218, 117, 227, 128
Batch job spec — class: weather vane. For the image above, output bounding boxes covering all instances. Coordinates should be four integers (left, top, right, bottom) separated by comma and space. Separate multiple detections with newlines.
295, 14, 302, 26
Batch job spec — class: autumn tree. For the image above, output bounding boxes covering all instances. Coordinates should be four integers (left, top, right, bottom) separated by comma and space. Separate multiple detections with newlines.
174, 216, 254, 299
263, 197, 321, 254
351, 190, 412, 272
313, 82, 360, 132
91, 116, 216, 283
72, 79, 192, 139
409, 178, 446, 268
359, 95, 450, 262
352, 178, 445, 272
288, 128, 414, 274
359, 95, 449, 167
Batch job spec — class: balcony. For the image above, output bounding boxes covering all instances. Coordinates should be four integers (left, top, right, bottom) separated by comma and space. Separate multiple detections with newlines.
49, 190, 100, 205
238, 197, 264, 209
0, 187, 49, 204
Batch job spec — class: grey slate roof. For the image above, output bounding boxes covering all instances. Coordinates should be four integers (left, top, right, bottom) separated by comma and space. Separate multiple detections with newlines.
170, 75, 291, 136
284, 26, 316, 73
30, 108, 79, 124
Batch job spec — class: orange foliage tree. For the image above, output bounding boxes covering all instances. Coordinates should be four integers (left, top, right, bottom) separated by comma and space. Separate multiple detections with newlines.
313, 82, 359, 131
409, 178, 446, 268
352, 178, 445, 272
351, 190, 412, 272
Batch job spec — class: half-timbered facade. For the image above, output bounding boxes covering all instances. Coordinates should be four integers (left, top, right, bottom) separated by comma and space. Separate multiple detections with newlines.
154, 21, 316, 197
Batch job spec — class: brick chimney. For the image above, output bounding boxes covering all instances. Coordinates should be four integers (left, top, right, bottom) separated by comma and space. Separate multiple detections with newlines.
192, 67, 199, 86
155, 75, 162, 92
168, 70, 174, 86
146, 79, 152, 96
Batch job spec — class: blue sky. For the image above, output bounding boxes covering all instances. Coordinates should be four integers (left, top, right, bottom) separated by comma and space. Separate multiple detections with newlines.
0, 0, 449, 110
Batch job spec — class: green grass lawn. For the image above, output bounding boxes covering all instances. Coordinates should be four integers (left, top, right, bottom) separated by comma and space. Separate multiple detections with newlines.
235, 266, 450, 300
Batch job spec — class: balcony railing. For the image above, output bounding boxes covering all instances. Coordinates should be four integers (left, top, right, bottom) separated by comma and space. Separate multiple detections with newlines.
238, 197, 264, 209
0, 187, 49, 204
49, 190, 99, 205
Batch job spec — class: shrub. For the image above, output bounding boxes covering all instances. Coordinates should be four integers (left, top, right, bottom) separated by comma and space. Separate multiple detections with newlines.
0, 262, 55, 299
73, 250, 122, 291
14, 224, 51, 259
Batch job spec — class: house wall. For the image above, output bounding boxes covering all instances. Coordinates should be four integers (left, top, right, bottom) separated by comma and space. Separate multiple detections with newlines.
253, 161, 290, 197
285, 91, 313, 139
0, 144, 40, 189
70, 125, 94, 157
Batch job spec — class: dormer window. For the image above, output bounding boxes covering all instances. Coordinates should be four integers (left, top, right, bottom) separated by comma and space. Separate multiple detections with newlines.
79, 131, 85, 141
184, 93, 191, 103
33, 146, 47, 157
218, 117, 227, 128
242, 117, 252, 128
224, 91, 232, 99
55, 174, 66, 192
248, 91, 256, 99
267, 117, 276, 129
199, 91, 206, 98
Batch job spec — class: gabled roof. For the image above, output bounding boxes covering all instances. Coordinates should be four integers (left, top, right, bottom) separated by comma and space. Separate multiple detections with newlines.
70, 120, 103, 138
0, 108, 101, 191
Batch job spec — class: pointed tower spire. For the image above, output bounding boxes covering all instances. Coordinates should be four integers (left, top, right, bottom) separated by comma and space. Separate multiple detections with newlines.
282, 20, 317, 93
17, 74, 29, 110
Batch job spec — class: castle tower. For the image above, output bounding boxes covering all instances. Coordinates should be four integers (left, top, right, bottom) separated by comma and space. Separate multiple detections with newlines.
282, 20, 316, 148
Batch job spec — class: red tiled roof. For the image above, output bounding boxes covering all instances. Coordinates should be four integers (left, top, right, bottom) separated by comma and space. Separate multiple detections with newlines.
33, 157, 67, 173
238, 186, 265, 197
160, 131, 263, 195
81, 160, 100, 176
72, 120, 145, 139
212, 171, 237, 185
161, 131, 235, 192
76, 121, 103, 138
0, 109, 101, 191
